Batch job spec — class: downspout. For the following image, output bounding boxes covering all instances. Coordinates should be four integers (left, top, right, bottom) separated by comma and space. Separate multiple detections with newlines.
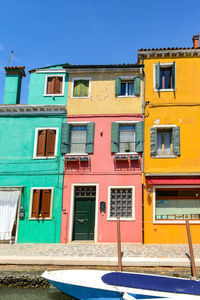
141, 56, 145, 244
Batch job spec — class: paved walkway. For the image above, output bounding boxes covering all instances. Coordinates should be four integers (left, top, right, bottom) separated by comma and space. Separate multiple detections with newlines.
0, 243, 200, 267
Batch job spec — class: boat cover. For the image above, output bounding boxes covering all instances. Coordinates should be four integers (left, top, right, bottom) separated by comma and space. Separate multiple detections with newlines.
102, 272, 200, 296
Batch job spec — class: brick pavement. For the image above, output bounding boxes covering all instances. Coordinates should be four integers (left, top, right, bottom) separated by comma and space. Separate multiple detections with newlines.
0, 243, 199, 267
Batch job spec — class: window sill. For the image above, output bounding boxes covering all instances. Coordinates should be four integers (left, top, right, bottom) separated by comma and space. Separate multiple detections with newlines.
33, 156, 56, 159
65, 153, 88, 156
107, 217, 135, 221
29, 217, 52, 221
117, 95, 137, 98
152, 155, 177, 159
116, 152, 137, 155
70, 96, 90, 99
43, 94, 64, 97
154, 89, 175, 92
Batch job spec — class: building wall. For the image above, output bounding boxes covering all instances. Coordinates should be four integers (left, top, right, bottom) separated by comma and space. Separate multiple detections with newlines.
0, 115, 66, 243
61, 115, 143, 243
67, 70, 143, 115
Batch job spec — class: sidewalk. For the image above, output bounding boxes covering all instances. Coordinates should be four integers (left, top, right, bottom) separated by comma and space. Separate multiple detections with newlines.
0, 243, 200, 267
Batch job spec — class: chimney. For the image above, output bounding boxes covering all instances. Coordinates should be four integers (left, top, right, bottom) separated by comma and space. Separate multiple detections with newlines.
3, 66, 26, 105
192, 35, 199, 48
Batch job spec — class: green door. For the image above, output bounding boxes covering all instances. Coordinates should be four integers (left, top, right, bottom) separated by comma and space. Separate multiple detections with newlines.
73, 196, 96, 240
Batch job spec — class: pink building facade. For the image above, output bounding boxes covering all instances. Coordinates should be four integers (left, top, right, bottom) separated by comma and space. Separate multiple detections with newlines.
61, 114, 143, 243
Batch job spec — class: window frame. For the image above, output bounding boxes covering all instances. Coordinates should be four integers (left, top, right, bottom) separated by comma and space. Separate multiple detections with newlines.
29, 187, 54, 220
33, 127, 59, 159
44, 74, 65, 96
107, 186, 135, 221
152, 125, 177, 158
71, 77, 91, 98
154, 63, 175, 92
116, 121, 138, 155
117, 76, 138, 98
153, 185, 200, 224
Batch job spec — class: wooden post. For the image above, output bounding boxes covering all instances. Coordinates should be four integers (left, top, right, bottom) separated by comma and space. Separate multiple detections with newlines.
186, 218, 197, 279
117, 216, 122, 272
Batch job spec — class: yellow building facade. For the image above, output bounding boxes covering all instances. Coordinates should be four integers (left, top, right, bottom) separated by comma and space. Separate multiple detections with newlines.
138, 36, 200, 243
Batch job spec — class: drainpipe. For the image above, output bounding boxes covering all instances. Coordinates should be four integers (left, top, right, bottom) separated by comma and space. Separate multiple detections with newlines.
141, 56, 145, 244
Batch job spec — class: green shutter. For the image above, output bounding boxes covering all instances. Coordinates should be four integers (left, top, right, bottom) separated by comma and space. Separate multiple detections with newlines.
61, 123, 71, 154
156, 62, 160, 90
172, 126, 180, 156
150, 127, 157, 157
134, 77, 141, 96
172, 61, 176, 90
115, 77, 121, 96
135, 121, 144, 152
86, 123, 95, 154
111, 123, 119, 153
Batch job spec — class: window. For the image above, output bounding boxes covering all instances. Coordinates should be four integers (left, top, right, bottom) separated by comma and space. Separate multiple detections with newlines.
61, 123, 95, 155
111, 121, 144, 153
34, 128, 58, 158
108, 187, 135, 219
150, 126, 180, 157
115, 77, 141, 97
155, 188, 200, 221
71, 78, 91, 98
119, 125, 135, 152
45, 76, 64, 95
155, 62, 176, 90
30, 188, 53, 219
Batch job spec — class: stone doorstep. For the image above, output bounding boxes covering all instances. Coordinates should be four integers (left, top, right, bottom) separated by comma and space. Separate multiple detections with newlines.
0, 256, 199, 267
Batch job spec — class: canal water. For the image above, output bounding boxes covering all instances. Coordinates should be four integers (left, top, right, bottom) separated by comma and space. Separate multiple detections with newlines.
0, 287, 73, 300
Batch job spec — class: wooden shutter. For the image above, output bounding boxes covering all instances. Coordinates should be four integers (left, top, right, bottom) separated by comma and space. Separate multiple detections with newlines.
40, 189, 51, 218
32, 189, 41, 218
73, 80, 81, 97
111, 123, 119, 153
54, 77, 63, 94
134, 77, 141, 96
150, 127, 157, 157
37, 129, 47, 157
172, 126, 180, 156
172, 61, 176, 90
155, 62, 160, 90
86, 123, 95, 154
46, 77, 54, 94
115, 77, 121, 96
46, 129, 56, 156
135, 121, 144, 152
61, 123, 71, 154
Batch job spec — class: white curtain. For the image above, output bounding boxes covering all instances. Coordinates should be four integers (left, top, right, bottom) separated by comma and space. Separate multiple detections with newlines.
0, 191, 20, 240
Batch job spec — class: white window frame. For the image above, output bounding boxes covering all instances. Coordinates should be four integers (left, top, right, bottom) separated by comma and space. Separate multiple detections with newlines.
68, 183, 99, 242
33, 127, 59, 159
29, 187, 54, 220
65, 122, 90, 156
153, 185, 200, 224
116, 121, 138, 155
153, 63, 175, 92
117, 76, 137, 98
44, 74, 65, 96
152, 124, 177, 158
107, 186, 135, 221
71, 77, 91, 98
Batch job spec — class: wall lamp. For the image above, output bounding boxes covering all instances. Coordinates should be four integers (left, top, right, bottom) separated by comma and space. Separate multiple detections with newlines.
147, 187, 151, 196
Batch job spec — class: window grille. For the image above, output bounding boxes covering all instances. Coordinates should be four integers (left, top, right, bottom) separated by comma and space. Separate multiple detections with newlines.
75, 186, 96, 198
110, 188, 132, 217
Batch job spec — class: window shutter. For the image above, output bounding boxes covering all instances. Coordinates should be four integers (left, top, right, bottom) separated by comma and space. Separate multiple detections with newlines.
47, 77, 54, 94
150, 127, 157, 157
111, 123, 119, 153
46, 129, 56, 156
135, 121, 144, 152
37, 129, 47, 157
155, 62, 160, 90
61, 123, 71, 154
172, 126, 180, 156
41, 189, 51, 218
32, 189, 40, 218
54, 77, 63, 94
134, 77, 141, 96
115, 77, 121, 96
86, 123, 95, 154
73, 80, 81, 97
172, 61, 176, 90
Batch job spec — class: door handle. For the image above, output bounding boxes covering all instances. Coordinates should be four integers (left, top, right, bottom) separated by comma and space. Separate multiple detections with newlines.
77, 219, 87, 223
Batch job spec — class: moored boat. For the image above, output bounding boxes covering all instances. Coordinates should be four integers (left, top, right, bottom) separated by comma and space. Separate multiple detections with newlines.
42, 269, 200, 299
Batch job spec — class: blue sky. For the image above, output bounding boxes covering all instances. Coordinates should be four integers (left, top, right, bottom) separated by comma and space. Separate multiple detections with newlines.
0, 0, 200, 104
